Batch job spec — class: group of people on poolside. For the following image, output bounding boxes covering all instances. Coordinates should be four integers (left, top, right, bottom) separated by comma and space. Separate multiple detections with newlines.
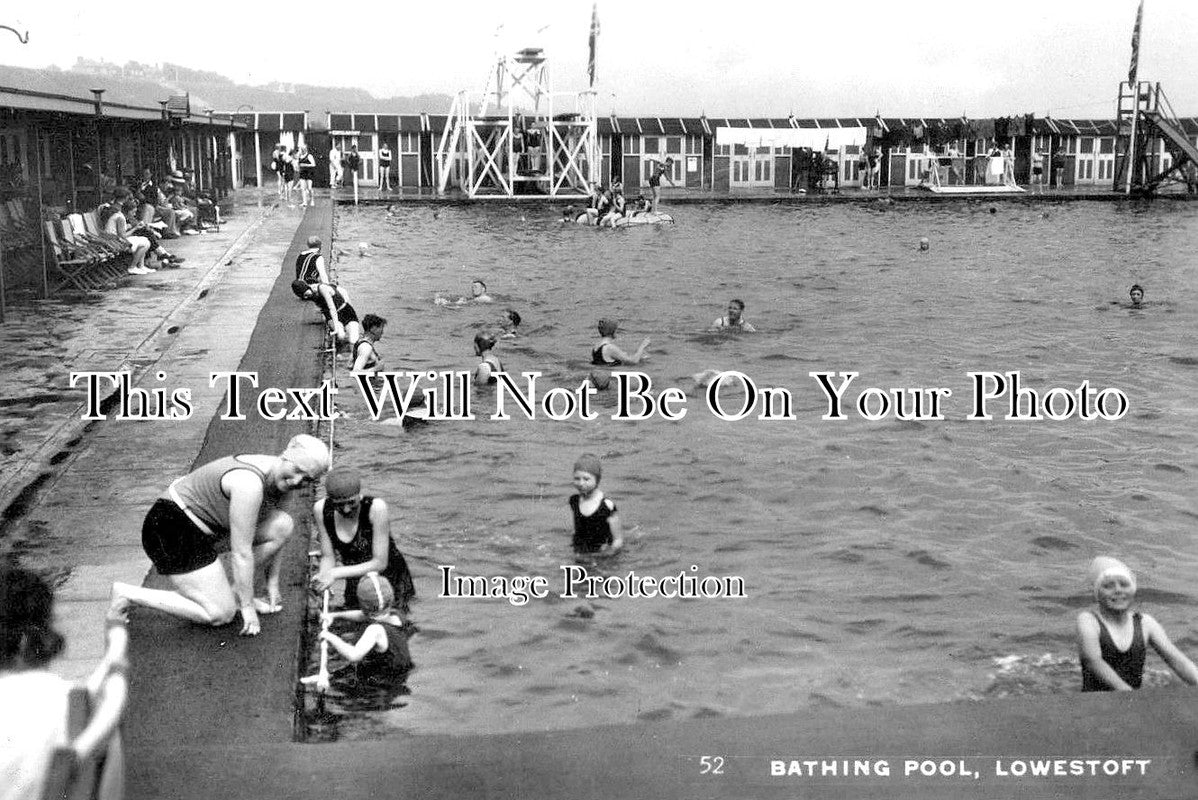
103, 431, 413, 683
270, 144, 319, 207
93, 170, 214, 275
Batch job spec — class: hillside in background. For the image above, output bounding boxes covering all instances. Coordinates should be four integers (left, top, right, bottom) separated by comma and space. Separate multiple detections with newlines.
68, 58, 456, 114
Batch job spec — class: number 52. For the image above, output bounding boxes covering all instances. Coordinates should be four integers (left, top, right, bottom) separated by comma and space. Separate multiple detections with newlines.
699, 756, 725, 775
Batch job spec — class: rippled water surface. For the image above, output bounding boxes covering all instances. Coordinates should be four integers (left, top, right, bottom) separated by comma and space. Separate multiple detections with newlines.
316, 199, 1198, 738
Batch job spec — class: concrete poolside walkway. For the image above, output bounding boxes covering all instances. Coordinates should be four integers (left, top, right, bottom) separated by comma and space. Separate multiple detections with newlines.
2, 190, 1196, 800
0, 193, 322, 682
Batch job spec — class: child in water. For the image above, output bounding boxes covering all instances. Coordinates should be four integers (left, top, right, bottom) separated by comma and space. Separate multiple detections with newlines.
320, 574, 412, 685
473, 332, 503, 383
568, 453, 624, 555
1076, 556, 1198, 691
1128, 284, 1144, 308
500, 308, 522, 338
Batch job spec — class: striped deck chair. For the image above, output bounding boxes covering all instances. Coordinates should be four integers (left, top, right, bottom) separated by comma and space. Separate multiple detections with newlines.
43, 221, 103, 292
81, 210, 132, 253
4, 199, 40, 247
67, 214, 127, 262
62, 217, 127, 281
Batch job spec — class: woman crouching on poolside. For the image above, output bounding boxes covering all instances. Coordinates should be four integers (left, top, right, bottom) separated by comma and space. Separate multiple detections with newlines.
110, 434, 330, 637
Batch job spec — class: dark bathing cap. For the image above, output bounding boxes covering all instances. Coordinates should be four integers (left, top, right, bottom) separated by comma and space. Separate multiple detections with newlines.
597, 318, 618, 337
291, 279, 312, 298
325, 470, 361, 501
573, 453, 602, 480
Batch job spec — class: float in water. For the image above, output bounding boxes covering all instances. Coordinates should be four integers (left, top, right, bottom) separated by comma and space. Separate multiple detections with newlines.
571, 211, 675, 227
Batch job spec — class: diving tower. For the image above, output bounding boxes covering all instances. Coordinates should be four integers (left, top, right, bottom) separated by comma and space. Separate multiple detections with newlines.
1114, 80, 1198, 195
434, 46, 598, 199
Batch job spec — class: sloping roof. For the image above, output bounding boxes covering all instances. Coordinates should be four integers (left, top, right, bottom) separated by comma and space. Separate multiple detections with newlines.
659, 118, 686, 135
0, 63, 239, 125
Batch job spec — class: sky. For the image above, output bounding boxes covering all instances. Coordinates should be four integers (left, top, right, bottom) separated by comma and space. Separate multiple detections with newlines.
3, 0, 1197, 118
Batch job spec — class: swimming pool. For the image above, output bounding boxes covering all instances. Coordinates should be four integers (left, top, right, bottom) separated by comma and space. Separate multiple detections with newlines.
313, 198, 1198, 739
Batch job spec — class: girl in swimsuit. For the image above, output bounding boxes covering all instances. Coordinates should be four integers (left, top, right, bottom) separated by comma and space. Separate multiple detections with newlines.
311, 470, 415, 615
568, 453, 624, 555
591, 317, 650, 366
473, 332, 503, 383
1076, 556, 1198, 691
352, 314, 387, 373
319, 574, 413, 683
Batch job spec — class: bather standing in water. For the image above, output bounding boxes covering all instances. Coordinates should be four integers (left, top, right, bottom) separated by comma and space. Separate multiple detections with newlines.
713, 299, 757, 332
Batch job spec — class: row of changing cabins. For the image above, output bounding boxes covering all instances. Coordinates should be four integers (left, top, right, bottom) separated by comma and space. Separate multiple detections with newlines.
242, 111, 1198, 194
0, 85, 1195, 211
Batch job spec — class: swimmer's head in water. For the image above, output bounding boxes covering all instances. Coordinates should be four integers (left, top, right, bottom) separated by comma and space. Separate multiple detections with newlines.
1129, 284, 1144, 305
474, 332, 497, 354
357, 573, 396, 616
471, 280, 487, 297
279, 434, 331, 484
307, 235, 321, 248
727, 299, 746, 322
919, 237, 930, 251
597, 318, 619, 337
362, 314, 387, 335
573, 453, 602, 484
291, 279, 314, 299
504, 309, 522, 328
1088, 556, 1136, 603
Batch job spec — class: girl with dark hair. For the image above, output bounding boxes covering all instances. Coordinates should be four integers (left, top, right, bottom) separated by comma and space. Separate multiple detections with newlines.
1, 566, 130, 799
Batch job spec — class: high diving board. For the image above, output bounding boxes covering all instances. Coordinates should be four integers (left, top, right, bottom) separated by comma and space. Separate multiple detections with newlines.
1142, 111, 1198, 167
920, 184, 1026, 195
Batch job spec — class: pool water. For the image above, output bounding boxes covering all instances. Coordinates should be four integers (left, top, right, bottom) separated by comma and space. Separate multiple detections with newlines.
309, 198, 1198, 739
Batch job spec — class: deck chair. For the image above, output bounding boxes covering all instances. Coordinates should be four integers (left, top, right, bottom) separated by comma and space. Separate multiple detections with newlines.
68, 215, 127, 263
39, 626, 129, 800
62, 218, 127, 281
81, 210, 131, 253
4, 199, 39, 247
43, 221, 103, 292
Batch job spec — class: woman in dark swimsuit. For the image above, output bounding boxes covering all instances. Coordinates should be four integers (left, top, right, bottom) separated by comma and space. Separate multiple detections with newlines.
1076, 556, 1198, 691
591, 317, 650, 366
311, 470, 415, 614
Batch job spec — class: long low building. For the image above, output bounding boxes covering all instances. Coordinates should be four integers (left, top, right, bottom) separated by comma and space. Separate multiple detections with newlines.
230, 110, 1198, 196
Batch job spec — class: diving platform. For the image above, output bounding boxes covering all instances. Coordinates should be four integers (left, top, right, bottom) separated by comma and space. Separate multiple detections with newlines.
1114, 81, 1197, 195
434, 45, 598, 199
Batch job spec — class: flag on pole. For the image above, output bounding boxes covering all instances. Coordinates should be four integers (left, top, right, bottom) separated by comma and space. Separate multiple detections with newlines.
1128, 0, 1144, 86
588, 2, 600, 87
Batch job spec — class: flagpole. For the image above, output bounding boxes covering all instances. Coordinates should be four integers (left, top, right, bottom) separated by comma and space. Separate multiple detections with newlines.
1124, 0, 1144, 195
588, 2, 599, 89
